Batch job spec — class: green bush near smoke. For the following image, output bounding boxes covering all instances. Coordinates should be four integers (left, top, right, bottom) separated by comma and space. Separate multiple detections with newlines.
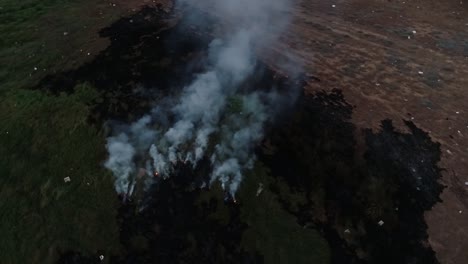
226, 95, 244, 114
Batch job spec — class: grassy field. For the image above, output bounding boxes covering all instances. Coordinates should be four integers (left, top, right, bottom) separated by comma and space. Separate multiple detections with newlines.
0, 85, 121, 263
0, 1, 130, 263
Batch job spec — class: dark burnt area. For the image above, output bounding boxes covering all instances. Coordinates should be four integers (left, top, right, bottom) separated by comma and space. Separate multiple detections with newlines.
112, 170, 262, 264
59, 168, 262, 264
36, 6, 214, 123
44, 4, 445, 264
261, 89, 444, 264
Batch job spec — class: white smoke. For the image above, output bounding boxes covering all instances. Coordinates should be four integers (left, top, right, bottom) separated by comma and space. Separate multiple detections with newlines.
105, 0, 298, 196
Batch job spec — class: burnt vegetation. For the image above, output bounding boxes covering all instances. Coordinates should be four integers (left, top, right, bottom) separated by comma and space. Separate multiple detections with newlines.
45, 6, 445, 264
262, 89, 443, 264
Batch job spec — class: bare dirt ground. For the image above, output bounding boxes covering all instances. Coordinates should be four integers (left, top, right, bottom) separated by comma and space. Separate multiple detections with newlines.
276, 0, 468, 263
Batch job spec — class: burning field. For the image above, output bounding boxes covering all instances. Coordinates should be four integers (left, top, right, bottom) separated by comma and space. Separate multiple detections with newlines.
1, 0, 467, 263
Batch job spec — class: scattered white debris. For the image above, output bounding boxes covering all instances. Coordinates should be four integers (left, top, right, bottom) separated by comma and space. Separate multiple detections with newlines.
87, 52, 91, 56
464, 181, 468, 186
99, 255, 104, 261
256, 183, 264, 197
129, 19, 134, 23
456, 111, 460, 114
332, 4, 336, 8
34, 67, 38, 71
446, 149, 453, 155
344, 229, 351, 234
64, 176, 71, 183
378, 220, 385, 226
408, 35, 411, 39
418, 71, 424, 75
412, 30, 417, 34
63, 32, 69, 36
459, 210, 463, 214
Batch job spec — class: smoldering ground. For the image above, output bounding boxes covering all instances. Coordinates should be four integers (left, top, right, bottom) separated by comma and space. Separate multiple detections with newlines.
104, 0, 301, 197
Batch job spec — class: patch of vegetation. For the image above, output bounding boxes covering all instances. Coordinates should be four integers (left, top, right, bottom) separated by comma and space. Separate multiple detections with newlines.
0, 85, 121, 263
0, 1, 135, 262
239, 163, 330, 264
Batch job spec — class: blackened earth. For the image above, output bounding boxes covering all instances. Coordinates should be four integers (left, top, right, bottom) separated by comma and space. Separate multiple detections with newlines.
45, 7, 444, 264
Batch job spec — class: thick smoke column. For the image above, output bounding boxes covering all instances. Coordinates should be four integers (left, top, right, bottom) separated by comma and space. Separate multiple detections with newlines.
105, 0, 298, 196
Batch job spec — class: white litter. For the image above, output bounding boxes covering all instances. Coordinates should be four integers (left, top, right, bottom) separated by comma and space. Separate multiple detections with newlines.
34, 67, 38, 71
412, 30, 417, 34
256, 183, 264, 197
99, 255, 104, 261
64, 176, 71, 183
378, 220, 385, 226
418, 71, 424, 75
344, 229, 351, 234
332, 5, 336, 8
464, 181, 468, 186
459, 210, 463, 214
63, 32, 69, 36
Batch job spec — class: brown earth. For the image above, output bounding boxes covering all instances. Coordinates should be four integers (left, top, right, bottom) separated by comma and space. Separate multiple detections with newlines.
277, 1, 468, 263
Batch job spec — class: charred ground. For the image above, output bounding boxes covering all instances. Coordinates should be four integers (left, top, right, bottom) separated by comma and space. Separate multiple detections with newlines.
17, 5, 446, 264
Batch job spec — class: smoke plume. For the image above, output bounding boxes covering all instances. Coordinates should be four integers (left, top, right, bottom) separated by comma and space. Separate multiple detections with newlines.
105, 0, 299, 196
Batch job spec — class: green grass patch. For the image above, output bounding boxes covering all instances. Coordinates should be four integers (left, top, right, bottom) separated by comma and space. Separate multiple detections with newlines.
0, 84, 120, 263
